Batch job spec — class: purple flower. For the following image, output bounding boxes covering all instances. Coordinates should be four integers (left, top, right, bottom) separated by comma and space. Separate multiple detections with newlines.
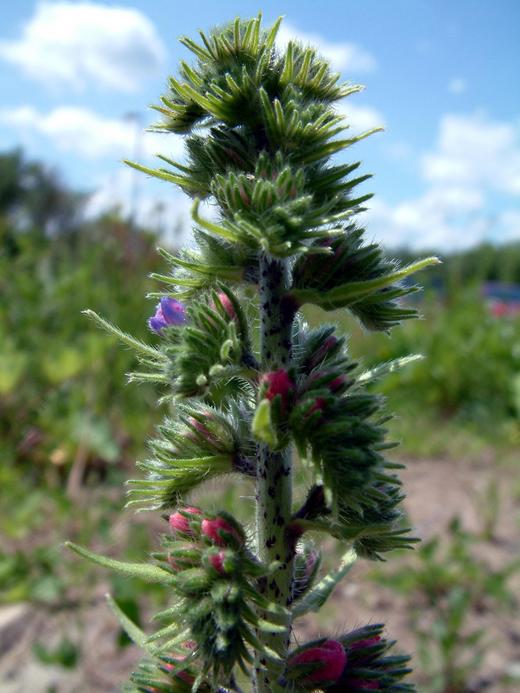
148, 297, 186, 333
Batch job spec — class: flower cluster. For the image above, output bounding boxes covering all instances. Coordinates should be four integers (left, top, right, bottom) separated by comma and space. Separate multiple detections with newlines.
145, 507, 290, 685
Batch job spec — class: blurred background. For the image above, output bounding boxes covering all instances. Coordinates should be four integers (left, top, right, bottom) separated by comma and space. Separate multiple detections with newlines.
0, 1, 519, 691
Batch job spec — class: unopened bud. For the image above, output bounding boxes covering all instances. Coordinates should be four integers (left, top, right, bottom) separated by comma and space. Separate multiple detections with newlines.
169, 507, 203, 536
186, 416, 220, 447
328, 375, 348, 393
201, 516, 243, 547
210, 551, 226, 574
163, 655, 195, 685
214, 292, 237, 321
289, 639, 347, 686
260, 369, 295, 412
238, 183, 250, 206
306, 397, 327, 418
309, 335, 339, 369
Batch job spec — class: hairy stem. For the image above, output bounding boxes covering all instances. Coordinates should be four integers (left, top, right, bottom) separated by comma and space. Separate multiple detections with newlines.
254, 254, 294, 692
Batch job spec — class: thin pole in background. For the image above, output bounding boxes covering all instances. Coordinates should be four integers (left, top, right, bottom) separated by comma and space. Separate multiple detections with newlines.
123, 111, 144, 229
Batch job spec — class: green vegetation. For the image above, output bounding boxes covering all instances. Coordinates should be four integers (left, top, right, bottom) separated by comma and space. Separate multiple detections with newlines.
0, 150, 162, 489
305, 288, 520, 459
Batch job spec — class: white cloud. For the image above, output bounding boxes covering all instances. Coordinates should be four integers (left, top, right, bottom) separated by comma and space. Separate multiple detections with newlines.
422, 113, 520, 195
367, 112, 520, 249
0, 105, 183, 161
448, 78, 467, 94
366, 187, 485, 250
0, 1, 165, 92
277, 22, 377, 72
335, 102, 385, 134
499, 210, 520, 242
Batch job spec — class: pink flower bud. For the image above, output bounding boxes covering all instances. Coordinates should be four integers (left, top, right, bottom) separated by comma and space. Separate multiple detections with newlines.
201, 517, 242, 547
168, 507, 203, 535
186, 416, 220, 447
216, 292, 237, 320
209, 550, 227, 574
306, 370, 348, 395
289, 639, 347, 684
260, 369, 295, 411
164, 655, 195, 685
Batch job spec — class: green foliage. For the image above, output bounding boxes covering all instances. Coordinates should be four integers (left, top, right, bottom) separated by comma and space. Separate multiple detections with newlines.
0, 161, 163, 478
33, 638, 80, 669
332, 290, 520, 453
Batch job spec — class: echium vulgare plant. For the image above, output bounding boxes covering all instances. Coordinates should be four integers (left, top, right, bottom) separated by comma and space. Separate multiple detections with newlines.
67, 14, 440, 693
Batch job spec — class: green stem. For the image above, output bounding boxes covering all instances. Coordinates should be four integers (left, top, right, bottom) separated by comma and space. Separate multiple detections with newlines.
254, 255, 294, 692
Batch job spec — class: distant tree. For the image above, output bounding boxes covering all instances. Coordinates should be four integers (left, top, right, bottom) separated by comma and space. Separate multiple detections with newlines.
0, 149, 86, 237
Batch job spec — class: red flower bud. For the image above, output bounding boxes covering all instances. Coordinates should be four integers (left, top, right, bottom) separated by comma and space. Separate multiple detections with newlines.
168, 507, 203, 535
201, 517, 242, 547
306, 397, 327, 417
289, 639, 347, 685
260, 369, 295, 411
209, 550, 227, 575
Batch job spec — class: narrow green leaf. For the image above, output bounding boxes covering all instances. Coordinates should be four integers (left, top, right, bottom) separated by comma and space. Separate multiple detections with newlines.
191, 199, 240, 243
264, 16, 283, 50
105, 594, 151, 649
82, 310, 164, 360
292, 548, 357, 617
358, 355, 424, 384
124, 160, 200, 191
292, 257, 441, 310
65, 543, 174, 583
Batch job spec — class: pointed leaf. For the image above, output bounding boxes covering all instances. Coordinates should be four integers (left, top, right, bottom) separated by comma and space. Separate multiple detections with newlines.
292, 257, 441, 310
292, 548, 357, 617
66, 542, 174, 583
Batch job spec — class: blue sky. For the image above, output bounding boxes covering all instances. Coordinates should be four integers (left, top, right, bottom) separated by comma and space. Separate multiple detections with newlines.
1, 0, 519, 249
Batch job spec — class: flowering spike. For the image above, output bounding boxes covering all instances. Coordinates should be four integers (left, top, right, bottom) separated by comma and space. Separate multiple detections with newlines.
71, 13, 428, 692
